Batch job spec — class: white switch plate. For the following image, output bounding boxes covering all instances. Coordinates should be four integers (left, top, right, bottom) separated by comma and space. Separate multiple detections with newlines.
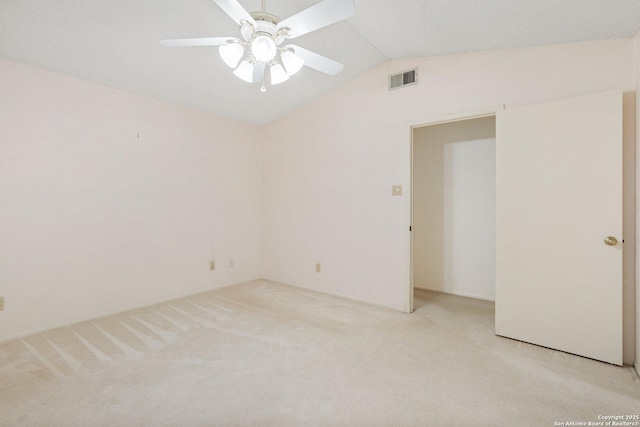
392, 185, 402, 196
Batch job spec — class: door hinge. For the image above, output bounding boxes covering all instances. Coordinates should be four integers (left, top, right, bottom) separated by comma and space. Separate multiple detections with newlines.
410, 226, 412, 232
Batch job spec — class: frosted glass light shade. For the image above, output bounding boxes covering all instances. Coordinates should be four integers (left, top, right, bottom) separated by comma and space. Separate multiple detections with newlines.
270, 63, 289, 85
281, 51, 304, 76
234, 60, 255, 83
219, 42, 244, 68
251, 35, 277, 62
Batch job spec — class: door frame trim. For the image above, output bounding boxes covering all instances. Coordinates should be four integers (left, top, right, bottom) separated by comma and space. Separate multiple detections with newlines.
404, 105, 505, 313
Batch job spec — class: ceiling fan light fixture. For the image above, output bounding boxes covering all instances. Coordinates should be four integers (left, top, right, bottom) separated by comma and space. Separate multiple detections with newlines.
270, 62, 289, 85
161, 0, 354, 91
251, 35, 277, 62
281, 50, 304, 76
234, 60, 255, 83
219, 41, 244, 68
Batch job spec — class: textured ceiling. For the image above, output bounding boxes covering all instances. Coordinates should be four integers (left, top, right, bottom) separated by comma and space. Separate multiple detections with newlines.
1, 0, 640, 126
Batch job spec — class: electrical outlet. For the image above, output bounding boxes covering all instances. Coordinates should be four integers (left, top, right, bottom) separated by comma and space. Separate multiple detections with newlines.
229, 259, 235, 268
316, 263, 321, 273
0, 297, 4, 311
209, 261, 216, 271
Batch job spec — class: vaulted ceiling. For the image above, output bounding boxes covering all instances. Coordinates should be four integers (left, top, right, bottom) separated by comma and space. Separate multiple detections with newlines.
2, 0, 640, 126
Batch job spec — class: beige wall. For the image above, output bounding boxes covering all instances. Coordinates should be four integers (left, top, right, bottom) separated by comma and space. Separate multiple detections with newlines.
262, 38, 635, 311
623, 91, 636, 366
413, 117, 496, 300
635, 31, 640, 372
0, 59, 262, 341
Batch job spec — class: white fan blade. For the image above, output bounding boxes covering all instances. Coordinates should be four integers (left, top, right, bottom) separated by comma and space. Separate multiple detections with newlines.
160, 37, 233, 47
252, 62, 266, 83
212, 0, 256, 27
286, 45, 344, 75
276, 0, 355, 39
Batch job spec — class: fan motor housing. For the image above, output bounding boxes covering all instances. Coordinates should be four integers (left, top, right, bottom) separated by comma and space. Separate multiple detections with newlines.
250, 11, 281, 25
242, 12, 280, 41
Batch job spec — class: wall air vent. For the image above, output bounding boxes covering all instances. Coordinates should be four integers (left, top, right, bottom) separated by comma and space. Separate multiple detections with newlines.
389, 68, 418, 90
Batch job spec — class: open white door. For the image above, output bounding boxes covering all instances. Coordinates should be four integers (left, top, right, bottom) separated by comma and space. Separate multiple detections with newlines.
495, 91, 623, 365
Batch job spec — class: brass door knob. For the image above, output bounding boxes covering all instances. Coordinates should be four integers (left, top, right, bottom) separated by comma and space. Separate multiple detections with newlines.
604, 236, 618, 246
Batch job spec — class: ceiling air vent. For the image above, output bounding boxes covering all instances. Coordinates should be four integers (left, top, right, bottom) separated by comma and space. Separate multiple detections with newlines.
389, 68, 418, 90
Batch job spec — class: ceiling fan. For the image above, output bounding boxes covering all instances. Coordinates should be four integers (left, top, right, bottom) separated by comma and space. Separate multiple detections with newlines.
161, 0, 355, 92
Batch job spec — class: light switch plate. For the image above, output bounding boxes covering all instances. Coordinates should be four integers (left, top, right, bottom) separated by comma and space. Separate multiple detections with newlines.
392, 185, 402, 196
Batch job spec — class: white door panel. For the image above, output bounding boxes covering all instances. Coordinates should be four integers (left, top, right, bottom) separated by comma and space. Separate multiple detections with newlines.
496, 91, 622, 365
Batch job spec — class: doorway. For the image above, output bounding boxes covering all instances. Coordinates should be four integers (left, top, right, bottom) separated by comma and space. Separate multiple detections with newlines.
406, 93, 633, 366
411, 115, 497, 310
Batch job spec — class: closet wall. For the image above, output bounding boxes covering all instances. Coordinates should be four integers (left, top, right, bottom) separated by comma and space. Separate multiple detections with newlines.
634, 31, 640, 371
413, 117, 496, 300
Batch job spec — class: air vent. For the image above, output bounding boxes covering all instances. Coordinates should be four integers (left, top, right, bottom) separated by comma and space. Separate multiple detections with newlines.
389, 68, 418, 90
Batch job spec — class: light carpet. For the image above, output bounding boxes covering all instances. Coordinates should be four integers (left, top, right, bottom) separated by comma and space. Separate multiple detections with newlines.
1, 280, 639, 426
